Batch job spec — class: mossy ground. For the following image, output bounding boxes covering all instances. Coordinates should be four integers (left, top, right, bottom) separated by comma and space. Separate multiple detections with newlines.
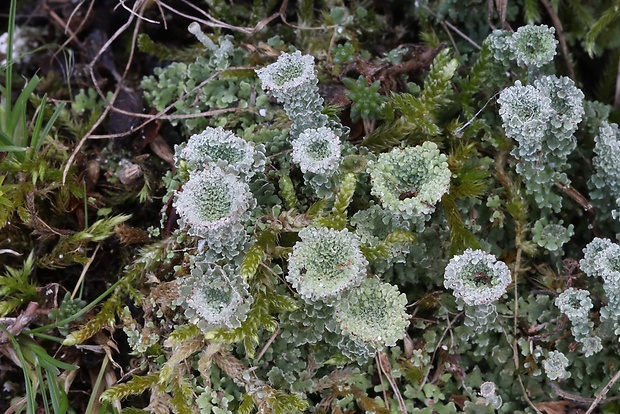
1, 1, 620, 413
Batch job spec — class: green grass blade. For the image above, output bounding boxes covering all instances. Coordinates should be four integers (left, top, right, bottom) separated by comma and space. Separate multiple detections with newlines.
26, 341, 79, 371
25, 277, 122, 334
29, 95, 47, 156
0, 325, 36, 414
85, 355, 108, 414
0, 129, 15, 145
4, 0, 16, 126
46, 365, 69, 414
0, 123, 26, 161
34, 363, 51, 414
31, 100, 65, 158
7, 76, 41, 147
0, 144, 27, 152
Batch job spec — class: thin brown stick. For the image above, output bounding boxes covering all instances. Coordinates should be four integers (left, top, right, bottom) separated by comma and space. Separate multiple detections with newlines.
377, 350, 407, 414
165, 0, 293, 34
89, 66, 254, 120
586, 367, 620, 413
424, 6, 482, 50
549, 382, 593, 405
375, 352, 390, 411
615, 57, 620, 109
420, 309, 462, 387
495, 150, 543, 414
71, 244, 101, 300
540, 0, 576, 81
554, 182, 598, 236
61, 3, 139, 183
440, 21, 461, 56
0, 302, 39, 345
494, 317, 542, 414
84, 108, 239, 140
254, 327, 281, 362
114, 0, 160, 24
44, 6, 83, 49
53, 0, 94, 53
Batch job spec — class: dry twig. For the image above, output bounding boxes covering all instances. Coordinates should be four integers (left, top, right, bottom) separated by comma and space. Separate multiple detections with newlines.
540, 0, 576, 81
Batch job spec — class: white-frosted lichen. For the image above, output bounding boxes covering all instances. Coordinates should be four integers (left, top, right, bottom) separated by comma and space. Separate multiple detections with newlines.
291, 127, 341, 175
334, 278, 409, 357
367, 142, 450, 223
498, 75, 584, 211
590, 122, 620, 208
286, 227, 368, 302
187, 23, 234, 69
485, 29, 516, 65
175, 126, 266, 179
0, 26, 33, 66
444, 249, 511, 306
478, 381, 503, 409
580, 238, 620, 338
581, 336, 603, 357
512, 24, 558, 69
613, 197, 620, 222
173, 167, 255, 258
532, 218, 574, 253
256, 51, 327, 138
176, 261, 252, 332
555, 288, 592, 323
542, 350, 571, 380
188, 22, 217, 51
498, 81, 552, 154
555, 288, 596, 345
580, 237, 619, 279
256, 51, 315, 91
534, 75, 584, 139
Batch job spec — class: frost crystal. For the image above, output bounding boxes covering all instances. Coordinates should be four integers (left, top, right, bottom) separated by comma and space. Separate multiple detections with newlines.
286, 227, 368, 302
175, 126, 266, 179
367, 142, 450, 223
176, 261, 252, 332
256, 51, 327, 138
334, 278, 409, 356
173, 167, 255, 258
444, 249, 511, 306
542, 350, 570, 380
512, 24, 558, 68
291, 127, 341, 175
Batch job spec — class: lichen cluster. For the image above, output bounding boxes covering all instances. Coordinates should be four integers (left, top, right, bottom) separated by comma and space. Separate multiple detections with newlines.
367, 142, 451, 227
117, 20, 620, 411
498, 74, 584, 211
256, 51, 328, 139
